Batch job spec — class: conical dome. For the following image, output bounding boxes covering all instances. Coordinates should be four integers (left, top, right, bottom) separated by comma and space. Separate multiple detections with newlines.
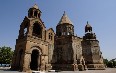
58, 11, 73, 25
85, 21, 92, 33
32, 4, 39, 9
85, 21, 92, 28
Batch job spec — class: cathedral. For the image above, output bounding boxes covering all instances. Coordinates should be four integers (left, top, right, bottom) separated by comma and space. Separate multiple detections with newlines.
11, 4, 105, 72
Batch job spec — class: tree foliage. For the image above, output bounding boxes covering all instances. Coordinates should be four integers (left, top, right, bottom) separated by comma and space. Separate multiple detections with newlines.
104, 58, 116, 68
103, 59, 108, 66
0, 46, 14, 64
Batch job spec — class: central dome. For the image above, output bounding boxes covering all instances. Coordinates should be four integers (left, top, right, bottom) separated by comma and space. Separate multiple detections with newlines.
58, 11, 73, 25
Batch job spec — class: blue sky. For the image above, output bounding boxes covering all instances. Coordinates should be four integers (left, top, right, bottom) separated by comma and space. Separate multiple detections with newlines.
0, 0, 116, 60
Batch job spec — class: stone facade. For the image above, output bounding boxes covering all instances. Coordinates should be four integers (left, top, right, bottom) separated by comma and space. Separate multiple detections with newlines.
51, 12, 105, 70
11, 4, 54, 71
11, 4, 105, 72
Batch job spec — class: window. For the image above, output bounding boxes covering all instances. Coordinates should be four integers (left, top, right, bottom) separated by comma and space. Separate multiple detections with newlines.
24, 28, 27, 36
48, 33, 53, 40
69, 27, 71, 30
32, 23, 42, 38
24, 23, 28, 36
30, 11, 33, 17
67, 32, 70, 35
34, 11, 38, 17
49, 33, 50, 39
51, 33, 52, 40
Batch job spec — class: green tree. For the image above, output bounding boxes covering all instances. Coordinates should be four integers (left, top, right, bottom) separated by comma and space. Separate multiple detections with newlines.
103, 59, 109, 67
0, 46, 14, 65
112, 60, 116, 67
107, 61, 113, 68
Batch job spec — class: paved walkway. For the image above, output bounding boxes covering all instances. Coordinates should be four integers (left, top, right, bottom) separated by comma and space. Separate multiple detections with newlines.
0, 68, 116, 73
45, 68, 116, 73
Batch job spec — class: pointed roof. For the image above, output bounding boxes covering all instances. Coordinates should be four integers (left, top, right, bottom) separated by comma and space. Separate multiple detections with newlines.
30, 4, 41, 13
85, 21, 91, 28
58, 11, 73, 25
32, 4, 39, 9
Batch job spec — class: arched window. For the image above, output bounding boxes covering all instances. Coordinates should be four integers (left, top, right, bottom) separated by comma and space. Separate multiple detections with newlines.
34, 11, 38, 18
48, 33, 53, 40
24, 23, 28, 36
30, 11, 33, 17
67, 32, 70, 35
49, 33, 51, 39
33, 23, 42, 38
51, 33, 52, 40
24, 28, 27, 36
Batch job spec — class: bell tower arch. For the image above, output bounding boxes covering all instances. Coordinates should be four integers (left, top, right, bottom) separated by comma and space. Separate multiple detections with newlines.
32, 22, 42, 38
28, 4, 41, 18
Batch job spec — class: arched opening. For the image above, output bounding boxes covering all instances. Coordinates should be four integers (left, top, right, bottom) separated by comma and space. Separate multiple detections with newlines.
67, 32, 70, 35
32, 23, 42, 38
24, 23, 28, 36
49, 33, 50, 39
51, 33, 53, 40
85, 27, 92, 33
24, 28, 27, 35
34, 11, 38, 18
30, 10, 33, 17
48, 33, 53, 40
30, 50, 39, 70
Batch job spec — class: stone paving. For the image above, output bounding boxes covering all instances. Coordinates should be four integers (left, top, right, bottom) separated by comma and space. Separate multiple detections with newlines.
0, 68, 116, 73
45, 68, 116, 73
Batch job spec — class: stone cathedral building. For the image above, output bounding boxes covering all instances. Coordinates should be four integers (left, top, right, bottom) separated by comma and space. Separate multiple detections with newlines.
11, 4, 105, 72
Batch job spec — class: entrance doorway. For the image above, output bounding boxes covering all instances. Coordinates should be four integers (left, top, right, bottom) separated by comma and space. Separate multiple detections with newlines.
30, 50, 39, 70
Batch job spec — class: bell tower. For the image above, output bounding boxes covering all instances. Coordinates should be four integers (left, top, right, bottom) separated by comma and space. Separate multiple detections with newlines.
85, 21, 92, 33
11, 4, 51, 71
28, 4, 41, 18
82, 22, 105, 70
83, 21, 96, 39
18, 4, 45, 40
